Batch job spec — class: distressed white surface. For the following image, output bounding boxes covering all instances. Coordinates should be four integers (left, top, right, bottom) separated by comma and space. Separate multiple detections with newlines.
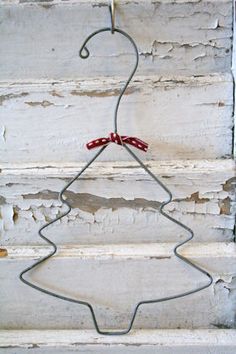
0, 0, 232, 79
1, 242, 236, 329
0, 0, 234, 342
1, 329, 236, 353
233, 0, 236, 157
5, 242, 236, 266
0, 160, 235, 245
0, 75, 233, 163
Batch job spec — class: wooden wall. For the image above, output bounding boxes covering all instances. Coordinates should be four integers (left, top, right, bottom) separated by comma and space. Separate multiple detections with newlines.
0, 0, 235, 351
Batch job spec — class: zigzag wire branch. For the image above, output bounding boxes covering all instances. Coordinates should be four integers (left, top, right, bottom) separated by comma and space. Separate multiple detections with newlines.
19, 19, 213, 336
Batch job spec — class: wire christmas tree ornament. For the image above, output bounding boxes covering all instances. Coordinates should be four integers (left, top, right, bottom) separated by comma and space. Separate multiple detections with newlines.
19, 0, 213, 336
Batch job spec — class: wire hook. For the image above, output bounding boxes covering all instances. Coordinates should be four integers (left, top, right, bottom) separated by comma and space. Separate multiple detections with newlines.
109, 0, 115, 34
79, 27, 138, 133
19, 3, 213, 336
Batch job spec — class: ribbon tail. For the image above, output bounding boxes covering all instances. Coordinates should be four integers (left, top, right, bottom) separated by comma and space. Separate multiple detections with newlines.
86, 137, 110, 150
124, 136, 148, 152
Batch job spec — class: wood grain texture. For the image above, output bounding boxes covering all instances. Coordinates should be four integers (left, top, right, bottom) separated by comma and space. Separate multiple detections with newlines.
0, 160, 235, 245
0, 74, 233, 163
1, 329, 236, 354
0, 0, 232, 79
1, 242, 236, 330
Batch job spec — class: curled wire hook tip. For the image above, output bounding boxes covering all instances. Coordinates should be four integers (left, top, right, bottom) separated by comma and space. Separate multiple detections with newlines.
79, 46, 90, 59
78, 27, 138, 133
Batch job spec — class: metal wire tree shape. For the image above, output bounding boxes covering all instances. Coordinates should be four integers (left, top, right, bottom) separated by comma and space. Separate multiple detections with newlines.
19, 2, 213, 336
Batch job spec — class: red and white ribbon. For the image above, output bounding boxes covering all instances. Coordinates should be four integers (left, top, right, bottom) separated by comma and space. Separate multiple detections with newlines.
86, 132, 148, 152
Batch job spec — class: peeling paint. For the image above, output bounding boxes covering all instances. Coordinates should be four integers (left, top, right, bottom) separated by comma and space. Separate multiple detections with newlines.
70, 87, 138, 97
149, 256, 171, 260
173, 192, 210, 204
0, 75, 232, 162
13, 207, 19, 223
196, 101, 227, 106
1, 161, 234, 243
22, 190, 161, 214
19, 0, 53, 2
0, 0, 232, 82
219, 197, 231, 215
91, 2, 107, 8
49, 90, 64, 98
23, 190, 58, 201
0, 248, 8, 257
139, 40, 229, 64
0, 196, 6, 205
222, 177, 236, 194
199, 18, 220, 30
228, 277, 236, 298
0, 92, 28, 105
40, 4, 54, 9
25, 100, 54, 108
212, 323, 233, 329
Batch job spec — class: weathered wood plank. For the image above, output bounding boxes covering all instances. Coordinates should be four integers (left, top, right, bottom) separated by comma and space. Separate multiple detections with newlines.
0, 0, 232, 79
1, 329, 236, 354
5, 242, 236, 270
0, 160, 235, 245
1, 242, 235, 329
233, 7, 236, 158
0, 75, 233, 163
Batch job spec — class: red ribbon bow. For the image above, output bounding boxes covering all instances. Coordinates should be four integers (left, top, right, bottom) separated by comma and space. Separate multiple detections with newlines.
86, 132, 148, 152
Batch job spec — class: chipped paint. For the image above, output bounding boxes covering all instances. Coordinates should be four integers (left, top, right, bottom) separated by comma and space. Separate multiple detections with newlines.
173, 192, 210, 204
40, 4, 54, 9
49, 90, 64, 98
0, 160, 234, 245
22, 191, 161, 214
0, 329, 236, 352
222, 177, 236, 193
25, 100, 54, 108
0, 248, 8, 257
0, 74, 232, 163
22, 190, 58, 201
0, 0, 232, 80
0, 205, 14, 230
70, 87, 138, 97
219, 197, 231, 215
12, 207, 19, 223
0, 92, 28, 105
0, 196, 6, 205
0, 126, 6, 142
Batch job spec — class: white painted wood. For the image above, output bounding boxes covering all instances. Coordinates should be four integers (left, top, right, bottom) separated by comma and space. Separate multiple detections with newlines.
233, 0, 236, 157
0, 75, 233, 163
1, 242, 235, 329
5, 242, 236, 269
0, 160, 235, 245
0, 0, 234, 341
1, 329, 236, 353
0, 0, 232, 79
